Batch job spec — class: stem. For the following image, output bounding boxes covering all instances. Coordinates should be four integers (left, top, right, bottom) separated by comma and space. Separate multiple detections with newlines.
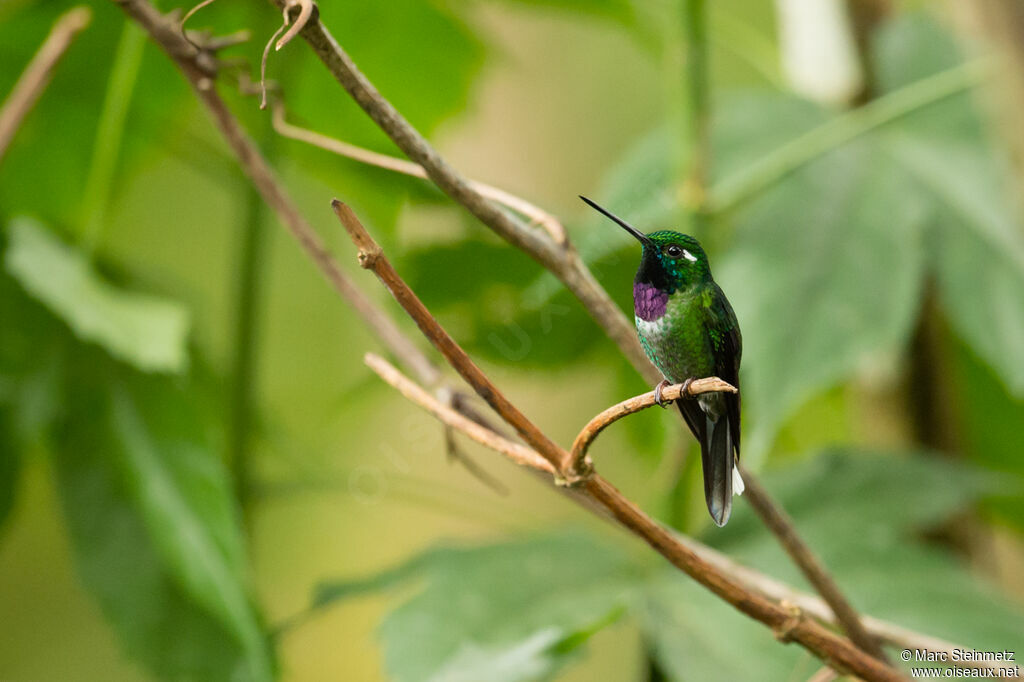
710, 58, 993, 214
680, 0, 711, 232
0, 7, 91, 165
79, 20, 147, 255
228, 138, 270, 532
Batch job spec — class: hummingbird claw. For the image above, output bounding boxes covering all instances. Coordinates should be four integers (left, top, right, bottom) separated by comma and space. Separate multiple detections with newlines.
654, 379, 672, 408
680, 377, 695, 398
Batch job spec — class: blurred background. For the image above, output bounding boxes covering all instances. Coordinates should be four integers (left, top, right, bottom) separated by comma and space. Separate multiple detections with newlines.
1, 0, 1024, 680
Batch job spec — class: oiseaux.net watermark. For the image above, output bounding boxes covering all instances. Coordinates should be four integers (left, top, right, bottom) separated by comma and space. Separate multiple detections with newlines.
902, 648, 1020, 679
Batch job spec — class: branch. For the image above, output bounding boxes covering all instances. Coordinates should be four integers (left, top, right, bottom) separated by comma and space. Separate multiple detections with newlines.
569, 378, 736, 474
264, 1, 904, 666
267, 0, 653, 380
113, 0, 516, 490
0, 6, 92, 164
368, 353, 1009, 679
366, 354, 554, 474
740, 468, 889, 660
269, 101, 568, 245
335, 201, 906, 682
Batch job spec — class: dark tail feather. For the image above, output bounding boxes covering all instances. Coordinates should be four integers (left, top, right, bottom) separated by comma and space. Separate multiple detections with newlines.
701, 413, 734, 527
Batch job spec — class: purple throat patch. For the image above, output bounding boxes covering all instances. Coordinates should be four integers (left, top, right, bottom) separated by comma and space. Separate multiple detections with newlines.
634, 282, 668, 321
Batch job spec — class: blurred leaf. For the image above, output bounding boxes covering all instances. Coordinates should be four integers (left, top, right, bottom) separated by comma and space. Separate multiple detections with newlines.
951, 336, 1024, 528
406, 241, 538, 310
710, 451, 1024, 653
315, 533, 639, 682
718, 142, 928, 464
4, 218, 189, 373
55, 355, 272, 682
641, 570, 806, 682
887, 138, 1024, 397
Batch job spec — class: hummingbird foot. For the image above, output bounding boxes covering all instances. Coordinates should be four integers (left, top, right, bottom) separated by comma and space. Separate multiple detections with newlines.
653, 379, 672, 408
680, 377, 695, 398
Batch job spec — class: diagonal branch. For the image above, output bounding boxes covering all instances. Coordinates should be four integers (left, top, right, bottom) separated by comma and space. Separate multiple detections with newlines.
266, 1, 893, 666
334, 200, 906, 682
266, 0, 651, 377
367, 352, 1013, 679
0, 6, 92, 164
112, 0, 513, 490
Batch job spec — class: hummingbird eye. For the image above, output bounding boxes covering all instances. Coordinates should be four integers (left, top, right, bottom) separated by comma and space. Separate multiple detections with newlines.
665, 245, 684, 259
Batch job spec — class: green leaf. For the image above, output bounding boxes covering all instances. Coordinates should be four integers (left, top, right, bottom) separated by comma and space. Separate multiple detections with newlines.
887, 137, 1024, 397
315, 533, 638, 682
4, 218, 189, 373
717, 141, 928, 464
55, 355, 272, 682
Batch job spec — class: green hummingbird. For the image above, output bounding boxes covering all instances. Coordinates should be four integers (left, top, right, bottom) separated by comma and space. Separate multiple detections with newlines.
581, 196, 743, 526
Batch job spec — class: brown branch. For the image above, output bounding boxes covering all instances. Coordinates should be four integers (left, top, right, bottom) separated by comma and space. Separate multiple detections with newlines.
269, 100, 568, 244
113, 0, 516, 491
569, 378, 737, 475
334, 200, 572, 474
366, 354, 554, 474
0, 6, 92, 164
372, 351, 1011, 678
262, 6, 891, 664
267, 0, 649, 375
741, 468, 890, 661
334, 201, 906, 682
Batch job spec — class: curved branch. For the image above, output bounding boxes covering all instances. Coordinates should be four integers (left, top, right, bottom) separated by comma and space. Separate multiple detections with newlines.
333, 201, 906, 682
569, 378, 736, 474
266, 3, 899, 668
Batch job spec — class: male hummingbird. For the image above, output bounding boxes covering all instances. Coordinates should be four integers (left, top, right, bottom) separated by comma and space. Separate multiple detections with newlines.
581, 196, 743, 526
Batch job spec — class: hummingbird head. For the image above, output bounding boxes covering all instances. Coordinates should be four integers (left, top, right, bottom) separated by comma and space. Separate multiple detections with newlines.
580, 196, 711, 296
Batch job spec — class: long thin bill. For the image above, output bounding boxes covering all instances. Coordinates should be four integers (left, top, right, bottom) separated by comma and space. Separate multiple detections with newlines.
579, 196, 651, 245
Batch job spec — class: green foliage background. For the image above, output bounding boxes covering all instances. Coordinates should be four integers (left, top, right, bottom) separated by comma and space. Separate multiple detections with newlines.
1, 1, 1023, 680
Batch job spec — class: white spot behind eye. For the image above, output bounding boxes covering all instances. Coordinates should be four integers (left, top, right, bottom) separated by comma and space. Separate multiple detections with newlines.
682, 249, 697, 262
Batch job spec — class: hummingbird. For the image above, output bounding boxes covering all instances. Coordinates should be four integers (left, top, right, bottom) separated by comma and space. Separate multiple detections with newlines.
581, 196, 743, 526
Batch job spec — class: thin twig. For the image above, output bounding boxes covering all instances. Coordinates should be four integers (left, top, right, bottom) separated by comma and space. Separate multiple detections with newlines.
334, 201, 572, 473
366, 354, 554, 474
270, 100, 568, 244
0, 6, 92, 164
334, 201, 906, 682
267, 0, 644, 371
112, 0, 513, 493
569, 378, 736, 474
275, 0, 314, 52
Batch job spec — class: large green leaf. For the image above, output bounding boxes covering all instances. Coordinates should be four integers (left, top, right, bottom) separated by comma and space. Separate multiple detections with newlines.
313, 533, 638, 682
55, 355, 272, 682
717, 141, 928, 464
4, 218, 189, 373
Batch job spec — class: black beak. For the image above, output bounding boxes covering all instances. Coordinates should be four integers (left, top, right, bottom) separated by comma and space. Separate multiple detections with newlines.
579, 196, 651, 246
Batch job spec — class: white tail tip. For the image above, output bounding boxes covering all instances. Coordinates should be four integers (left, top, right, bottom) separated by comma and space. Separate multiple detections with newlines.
732, 466, 745, 496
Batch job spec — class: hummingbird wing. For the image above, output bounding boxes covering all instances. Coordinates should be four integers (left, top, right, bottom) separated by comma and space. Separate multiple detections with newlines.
707, 283, 742, 461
